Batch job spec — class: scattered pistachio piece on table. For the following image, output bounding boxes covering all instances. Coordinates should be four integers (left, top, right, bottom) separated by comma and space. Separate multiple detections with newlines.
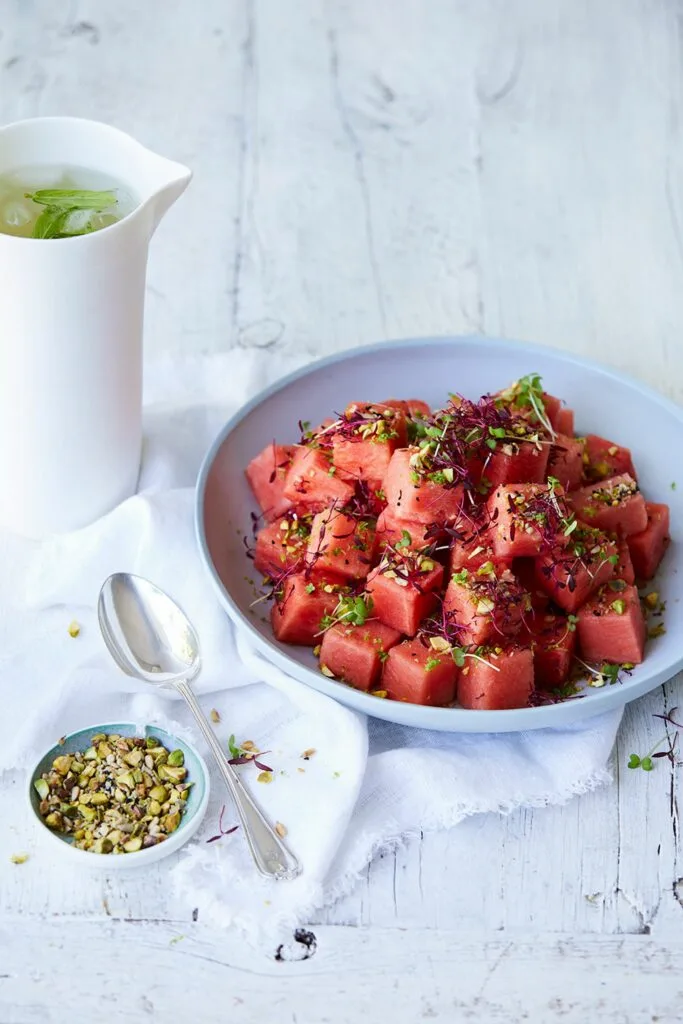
209, 708, 221, 724
67, 620, 80, 638
10, 853, 29, 865
33, 734, 191, 854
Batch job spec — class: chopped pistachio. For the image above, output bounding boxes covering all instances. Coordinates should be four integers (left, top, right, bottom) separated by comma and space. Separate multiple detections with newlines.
67, 620, 80, 638
52, 755, 73, 776
158, 764, 187, 784
34, 732, 191, 855
33, 778, 49, 800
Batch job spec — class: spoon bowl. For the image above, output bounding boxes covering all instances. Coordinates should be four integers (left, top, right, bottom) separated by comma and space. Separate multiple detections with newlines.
98, 573, 200, 685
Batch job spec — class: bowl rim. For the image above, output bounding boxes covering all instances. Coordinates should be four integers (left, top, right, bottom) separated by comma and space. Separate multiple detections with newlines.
27, 720, 210, 864
195, 333, 683, 732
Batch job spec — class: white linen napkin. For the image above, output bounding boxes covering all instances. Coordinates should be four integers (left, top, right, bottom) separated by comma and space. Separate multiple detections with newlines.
0, 351, 621, 947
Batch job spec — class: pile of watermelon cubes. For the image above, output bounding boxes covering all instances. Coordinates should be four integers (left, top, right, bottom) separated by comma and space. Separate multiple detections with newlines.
245, 375, 670, 710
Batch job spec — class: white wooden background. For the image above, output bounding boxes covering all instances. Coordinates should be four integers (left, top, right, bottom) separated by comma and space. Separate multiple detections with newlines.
2, 2, 683, 1021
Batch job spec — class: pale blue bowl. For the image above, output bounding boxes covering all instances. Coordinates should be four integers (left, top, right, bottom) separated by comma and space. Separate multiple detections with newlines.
28, 722, 210, 868
196, 334, 683, 733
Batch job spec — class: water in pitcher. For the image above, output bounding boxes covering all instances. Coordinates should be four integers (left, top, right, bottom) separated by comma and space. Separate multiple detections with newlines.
0, 164, 136, 238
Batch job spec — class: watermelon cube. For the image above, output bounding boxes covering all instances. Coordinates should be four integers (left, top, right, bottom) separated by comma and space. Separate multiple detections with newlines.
319, 620, 401, 691
576, 583, 646, 664
449, 531, 508, 573
374, 509, 438, 552
306, 508, 375, 580
542, 393, 568, 429
382, 398, 431, 420
569, 474, 648, 537
457, 645, 534, 710
382, 638, 458, 706
627, 502, 670, 581
581, 434, 636, 483
613, 538, 635, 585
283, 445, 355, 510
375, 508, 437, 552
555, 407, 575, 436
534, 525, 618, 613
330, 403, 407, 491
443, 562, 529, 645
527, 612, 576, 690
482, 440, 550, 487
488, 482, 570, 559
384, 448, 465, 524
271, 574, 348, 647
331, 435, 398, 494
245, 443, 295, 522
512, 558, 550, 611
366, 553, 444, 636
253, 512, 312, 578
547, 434, 584, 490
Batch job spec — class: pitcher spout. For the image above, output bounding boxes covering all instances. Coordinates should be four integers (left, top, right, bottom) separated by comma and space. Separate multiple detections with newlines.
139, 156, 192, 233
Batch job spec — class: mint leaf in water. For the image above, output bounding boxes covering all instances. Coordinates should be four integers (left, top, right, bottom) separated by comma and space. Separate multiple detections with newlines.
25, 188, 117, 212
32, 206, 70, 239
25, 189, 119, 239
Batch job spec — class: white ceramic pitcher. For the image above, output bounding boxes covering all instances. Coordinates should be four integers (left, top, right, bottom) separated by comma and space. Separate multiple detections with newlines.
0, 117, 191, 537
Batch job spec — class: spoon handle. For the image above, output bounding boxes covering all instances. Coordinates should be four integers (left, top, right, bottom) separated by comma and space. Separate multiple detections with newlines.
174, 679, 301, 880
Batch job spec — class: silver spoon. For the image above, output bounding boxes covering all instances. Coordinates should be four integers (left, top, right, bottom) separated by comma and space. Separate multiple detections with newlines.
97, 572, 301, 880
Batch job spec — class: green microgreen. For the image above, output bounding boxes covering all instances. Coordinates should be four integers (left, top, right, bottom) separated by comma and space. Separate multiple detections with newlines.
498, 372, 556, 438
575, 658, 633, 688
319, 593, 374, 635
628, 708, 682, 771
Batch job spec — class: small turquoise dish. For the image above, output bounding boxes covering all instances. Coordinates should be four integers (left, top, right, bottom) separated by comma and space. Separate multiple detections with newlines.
28, 722, 210, 869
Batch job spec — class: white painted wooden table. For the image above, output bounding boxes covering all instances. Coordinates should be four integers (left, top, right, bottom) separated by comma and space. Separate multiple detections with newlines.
2, 2, 683, 1021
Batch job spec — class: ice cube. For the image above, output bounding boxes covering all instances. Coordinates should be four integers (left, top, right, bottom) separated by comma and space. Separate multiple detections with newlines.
1, 200, 32, 228
60, 208, 93, 234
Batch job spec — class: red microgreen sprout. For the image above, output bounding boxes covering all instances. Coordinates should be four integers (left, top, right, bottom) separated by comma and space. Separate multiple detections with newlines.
227, 734, 273, 772
206, 805, 240, 844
